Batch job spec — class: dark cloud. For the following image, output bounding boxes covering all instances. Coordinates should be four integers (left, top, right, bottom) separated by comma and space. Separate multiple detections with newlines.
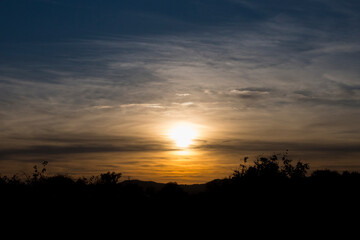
332, 81, 360, 94
0, 142, 171, 160
292, 87, 360, 108
298, 97, 360, 108
0, 133, 175, 161
195, 139, 360, 154
294, 90, 313, 97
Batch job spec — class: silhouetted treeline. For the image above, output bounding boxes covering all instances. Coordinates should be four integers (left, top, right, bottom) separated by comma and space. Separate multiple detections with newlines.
1, 153, 360, 218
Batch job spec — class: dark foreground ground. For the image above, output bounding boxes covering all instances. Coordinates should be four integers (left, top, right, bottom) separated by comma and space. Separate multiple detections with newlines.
1, 155, 359, 233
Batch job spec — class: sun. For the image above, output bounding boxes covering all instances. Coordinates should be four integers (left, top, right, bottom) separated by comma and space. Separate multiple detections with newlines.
169, 123, 198, 148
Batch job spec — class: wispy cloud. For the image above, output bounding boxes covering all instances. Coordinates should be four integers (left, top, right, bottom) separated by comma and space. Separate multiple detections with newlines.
229, 88, 271, 99
176, 93, 190, 97
120, 103, 165, 109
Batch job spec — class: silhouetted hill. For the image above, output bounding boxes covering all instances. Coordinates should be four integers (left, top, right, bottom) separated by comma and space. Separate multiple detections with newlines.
121, 179, 165, 192
121, 179, 206, 194
179, 183, 207, 194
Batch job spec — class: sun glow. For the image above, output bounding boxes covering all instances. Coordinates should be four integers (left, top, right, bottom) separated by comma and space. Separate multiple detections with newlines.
169, 123, 198, 148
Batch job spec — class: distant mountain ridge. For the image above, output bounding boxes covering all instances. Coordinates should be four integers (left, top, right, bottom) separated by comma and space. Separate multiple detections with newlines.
121, 179, 207, 194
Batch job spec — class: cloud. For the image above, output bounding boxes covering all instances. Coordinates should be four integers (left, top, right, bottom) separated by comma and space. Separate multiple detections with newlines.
120, 103, 165, 109
229, 88, 271, 99
296, 97, 360, 108
172, 102, 195, 107
1, 0, 360, 178
0, 144, 167, 160
92, 105, 113, 110
196, 139, 360, 153
0, 133, 174, 161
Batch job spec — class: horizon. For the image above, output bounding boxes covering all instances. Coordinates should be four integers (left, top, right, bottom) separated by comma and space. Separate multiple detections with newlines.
1, 0, 360, 184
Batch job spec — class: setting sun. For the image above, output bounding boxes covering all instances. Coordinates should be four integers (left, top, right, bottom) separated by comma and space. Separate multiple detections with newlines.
169, 123, 198, 148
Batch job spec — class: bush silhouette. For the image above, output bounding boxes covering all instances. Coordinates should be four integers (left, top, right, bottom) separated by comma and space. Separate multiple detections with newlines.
232, 151, 309, 180
157, 182, 187, 200
96, 172, 122, 185
31, 160, 48, 183
1, 156, 360, 218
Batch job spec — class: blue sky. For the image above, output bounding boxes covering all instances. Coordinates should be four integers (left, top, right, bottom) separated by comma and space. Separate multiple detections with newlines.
1, 0, 360, 183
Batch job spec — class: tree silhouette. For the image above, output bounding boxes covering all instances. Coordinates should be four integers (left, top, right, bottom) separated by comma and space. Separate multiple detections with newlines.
97, 172, 122, 185
32, 161, 48, 182
157, 182, 187, 201
232, 151, 309, 180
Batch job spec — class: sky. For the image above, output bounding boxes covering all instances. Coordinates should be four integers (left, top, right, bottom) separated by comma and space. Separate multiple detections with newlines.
1, 0, 360, 183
